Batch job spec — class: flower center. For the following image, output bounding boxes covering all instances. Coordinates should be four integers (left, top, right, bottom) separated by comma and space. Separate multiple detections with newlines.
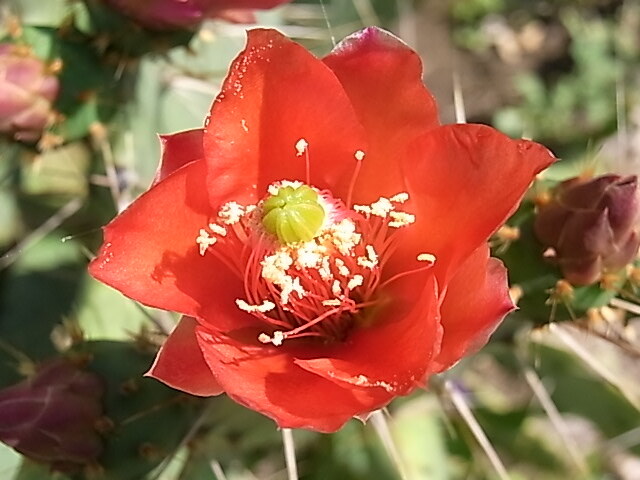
196, 181, 435, 346
195, 142, 434, 346
261, 184, 325, 244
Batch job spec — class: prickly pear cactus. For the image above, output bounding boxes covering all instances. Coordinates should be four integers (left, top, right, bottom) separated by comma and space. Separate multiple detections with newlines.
2, 1, 640, 479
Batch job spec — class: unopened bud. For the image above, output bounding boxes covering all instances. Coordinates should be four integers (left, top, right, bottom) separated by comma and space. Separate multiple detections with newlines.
534, 174, 640, 285
0, 358, 104, 472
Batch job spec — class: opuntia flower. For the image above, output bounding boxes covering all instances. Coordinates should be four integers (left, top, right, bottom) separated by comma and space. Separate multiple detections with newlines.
89, 28, 555, 432
101, 0, 291, 30
535, 174, 640, 285
0, 359, 104, 471
0, 44, 59, 142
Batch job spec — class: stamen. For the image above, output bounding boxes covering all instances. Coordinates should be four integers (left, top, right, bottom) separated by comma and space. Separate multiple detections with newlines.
196, 183, 423, 346
236, 299, 276, 313
209, 223, 228, 236
259, 330, 285, 346
218, 202, 245, 224
196, 229, 217, 255
390, 192, 409, 203
347, 275, 364, 290
388, 211, 415, 228
295, 138, 310, 184
346, 150, 365, 208
379, 253, 437, 289
370, 197, 394, 217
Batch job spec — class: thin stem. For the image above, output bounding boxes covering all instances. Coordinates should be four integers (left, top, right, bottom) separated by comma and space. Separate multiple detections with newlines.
441, 379, 511, 480
282, 428, 298, 480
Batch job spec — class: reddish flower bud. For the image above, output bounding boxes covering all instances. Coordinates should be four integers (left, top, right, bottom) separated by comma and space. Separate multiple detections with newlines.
534, 174, 640, 285
0, 359, 104, 471
0, 44, 59, 142
101, 0, 291, 30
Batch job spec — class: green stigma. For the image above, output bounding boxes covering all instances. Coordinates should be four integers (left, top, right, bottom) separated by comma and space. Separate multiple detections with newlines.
262, 185, 325, 244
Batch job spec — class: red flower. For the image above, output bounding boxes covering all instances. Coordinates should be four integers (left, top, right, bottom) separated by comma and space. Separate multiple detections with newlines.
89, 28, 554, 432
101, 0, 292, 30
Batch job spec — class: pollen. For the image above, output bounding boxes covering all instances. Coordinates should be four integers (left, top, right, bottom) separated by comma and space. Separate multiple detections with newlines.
196, 229, 217, 255
355, 150, 365, 161
370, 197, 394, 217
195, 181, 425, 347
347, 275, 364, 290
218, 202, 245, 225
390, 192, 409, 203
236, 299, 276, 313
208, 223, 228, 236
417, 253, 436, 263
388, 211, 415, 228
295, 138, 309, 156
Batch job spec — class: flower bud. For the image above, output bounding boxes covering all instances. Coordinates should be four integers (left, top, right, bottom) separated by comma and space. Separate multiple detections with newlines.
0, 44, 59, 142
101, 0, 290, 31
534, 174, 640, 285
0, 359, 104, 472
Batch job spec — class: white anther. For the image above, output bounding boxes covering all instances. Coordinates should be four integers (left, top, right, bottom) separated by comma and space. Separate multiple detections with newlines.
388, 211, 416, 228
319, 256, 333, 280
208, 223, 228, 236
329, 219, 361, 255
366, 245, 378, 265
332, 280, 342, 296
370, 197, 394, 217
236, 299, 276, 313
417, 253, 436, 263
280, 276, 305, 305
347, 275, 364, 290
334, 258, 350, 277
355, 150, 365, 161
295, 138, 309, 156
353, 204, 371, 217
258, 331, 284, 346
218, 202, 245, 224
390, 192, 409, 203
322, 299, 342, 306
196, 229, 217, 255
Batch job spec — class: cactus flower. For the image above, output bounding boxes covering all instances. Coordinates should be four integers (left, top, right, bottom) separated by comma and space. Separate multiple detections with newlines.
0, 44, 59, 142
535, 174, 640, 285
101, 0, 291, 30
89, 28, 555, 432
0, 359, 104, 471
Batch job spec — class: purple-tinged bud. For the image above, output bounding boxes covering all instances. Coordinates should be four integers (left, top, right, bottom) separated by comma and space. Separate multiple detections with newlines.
534, 174, 640, 285
0, 44, 59, 142
0, 359, 104, 472
101, 0, 291, 31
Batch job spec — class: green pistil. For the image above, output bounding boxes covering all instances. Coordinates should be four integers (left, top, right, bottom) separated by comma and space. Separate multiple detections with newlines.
262, 185, 325, 244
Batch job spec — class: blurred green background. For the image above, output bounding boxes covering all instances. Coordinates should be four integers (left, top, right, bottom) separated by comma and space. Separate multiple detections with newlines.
1, 1, 640, 479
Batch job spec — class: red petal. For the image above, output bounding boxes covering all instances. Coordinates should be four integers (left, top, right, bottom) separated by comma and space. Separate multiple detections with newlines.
195, 327, 388, 432
146, 316, 223, 396
202, 29, 367, 202
89, 160, 243, 318
152, 129, 204, 186
323, 27, 439, 203
433, 245, 514, 372
403, 124, 555, 284
296, 274, 441, 395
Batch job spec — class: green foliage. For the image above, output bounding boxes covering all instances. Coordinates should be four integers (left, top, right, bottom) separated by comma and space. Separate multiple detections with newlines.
1, 1, 640, 478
